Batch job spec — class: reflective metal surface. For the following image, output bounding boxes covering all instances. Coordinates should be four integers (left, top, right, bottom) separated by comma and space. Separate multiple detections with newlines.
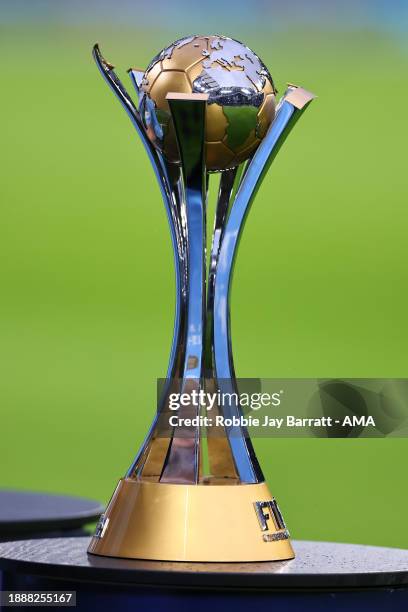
213, 88, 316, 482
92, 43, 315, 488
254, 500, 287, 532
137, 35, 276, 171
92, 46, 188, 476
88, 479, 294, 561
160, 93, 208, 484
204, 167, 243, 481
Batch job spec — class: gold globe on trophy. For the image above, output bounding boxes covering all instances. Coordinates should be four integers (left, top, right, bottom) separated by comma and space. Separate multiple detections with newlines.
137, 35, 277, 170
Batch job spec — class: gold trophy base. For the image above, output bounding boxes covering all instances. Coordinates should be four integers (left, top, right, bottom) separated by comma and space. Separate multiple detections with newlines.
88, 478, 295, 562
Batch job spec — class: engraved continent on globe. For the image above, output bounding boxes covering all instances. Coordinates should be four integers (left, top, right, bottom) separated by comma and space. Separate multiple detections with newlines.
138, 35, 276, 172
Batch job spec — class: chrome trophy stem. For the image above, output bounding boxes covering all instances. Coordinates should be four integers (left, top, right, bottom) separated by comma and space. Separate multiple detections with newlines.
160, 93, 208, 484
204, 166, 242, 376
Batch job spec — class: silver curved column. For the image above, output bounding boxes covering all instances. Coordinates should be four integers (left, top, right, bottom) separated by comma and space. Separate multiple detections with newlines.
92, 46, 188, 476
213, 88, 316, 483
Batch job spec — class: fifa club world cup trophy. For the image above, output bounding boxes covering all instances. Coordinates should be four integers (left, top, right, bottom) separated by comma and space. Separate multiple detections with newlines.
88, 35, 315, 562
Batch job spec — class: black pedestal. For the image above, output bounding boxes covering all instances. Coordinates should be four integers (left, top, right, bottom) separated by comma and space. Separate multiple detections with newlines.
0, 537, 407, 611
0, 491, 103, 540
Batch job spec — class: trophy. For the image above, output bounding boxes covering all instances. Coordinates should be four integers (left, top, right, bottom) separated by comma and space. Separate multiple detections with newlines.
88, 35, 315, 562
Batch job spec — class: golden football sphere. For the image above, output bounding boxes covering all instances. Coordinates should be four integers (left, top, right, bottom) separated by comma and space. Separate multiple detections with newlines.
139, 35, 276, 172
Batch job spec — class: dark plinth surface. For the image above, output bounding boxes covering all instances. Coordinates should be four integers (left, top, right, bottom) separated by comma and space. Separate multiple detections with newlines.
0, 537, 408, 590
0, 491, 104, 538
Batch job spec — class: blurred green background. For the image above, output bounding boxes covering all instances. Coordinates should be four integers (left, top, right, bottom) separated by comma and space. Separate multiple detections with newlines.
1, 1, 407, 547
